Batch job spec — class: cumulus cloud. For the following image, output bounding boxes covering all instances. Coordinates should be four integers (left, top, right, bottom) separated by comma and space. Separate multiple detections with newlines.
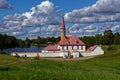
111, 25, 120, 32
27, 25, 60, 39
65, 0, 120, 36
1, 0, 120, 39
68, 24, 99, 36
0, 0, 61, 39
22, 1, 61, 26
64, 0, 120, 23
29, 28, 41, 34
0, 0, 12, 10
41, 25, 60, 36
69, 24, 84, 34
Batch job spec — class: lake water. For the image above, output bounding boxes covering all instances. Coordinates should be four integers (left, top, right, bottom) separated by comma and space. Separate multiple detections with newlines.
3, 46, 43, 53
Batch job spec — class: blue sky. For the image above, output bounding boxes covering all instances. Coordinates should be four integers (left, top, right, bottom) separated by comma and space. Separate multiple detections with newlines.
0, 0, 97, 18
0, 0, 120, 39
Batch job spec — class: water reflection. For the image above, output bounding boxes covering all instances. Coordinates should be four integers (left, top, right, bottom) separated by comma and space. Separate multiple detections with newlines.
3, 46, 43, 53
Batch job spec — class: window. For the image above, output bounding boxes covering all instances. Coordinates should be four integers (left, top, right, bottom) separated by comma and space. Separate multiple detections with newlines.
72, 46, 73, 50
77, 46, 79, 50
66, 46, 68, 50
62, 46, 64, 50
76, 41, 79, 44
81, 46, 83, 50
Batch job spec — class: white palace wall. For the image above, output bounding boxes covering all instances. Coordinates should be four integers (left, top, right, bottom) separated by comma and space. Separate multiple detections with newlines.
11, 52, 68, 58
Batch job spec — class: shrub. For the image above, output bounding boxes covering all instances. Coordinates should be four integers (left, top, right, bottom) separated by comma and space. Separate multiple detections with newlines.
0, 66, 10, 71
107, 46, 115, 51
22, 55, 27, 59
15, 53, 20, 58
34, 56, 40, 60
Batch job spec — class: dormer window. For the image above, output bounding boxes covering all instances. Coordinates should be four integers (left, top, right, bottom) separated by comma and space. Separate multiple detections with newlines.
76, 41, 79, 44
68, 42, 70, 44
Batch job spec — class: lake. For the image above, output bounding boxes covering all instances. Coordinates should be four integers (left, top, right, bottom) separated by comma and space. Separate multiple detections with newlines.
3, 46, 43, 53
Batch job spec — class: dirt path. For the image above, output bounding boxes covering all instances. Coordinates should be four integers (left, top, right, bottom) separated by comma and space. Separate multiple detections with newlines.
40, 56, 95, 61
0, 56, 96, 67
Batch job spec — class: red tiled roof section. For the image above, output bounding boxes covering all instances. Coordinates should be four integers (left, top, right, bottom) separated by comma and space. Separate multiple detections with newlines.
69, 36, 85, 45
61, 17, 65, 29
87, 46, 97, 52
43, 45, 59, 51
58, 36, 69, 45
59, 36, 85, 45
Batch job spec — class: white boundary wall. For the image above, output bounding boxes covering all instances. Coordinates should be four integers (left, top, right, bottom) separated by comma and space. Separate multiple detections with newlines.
39, 52, 63, 57
11, 52, 68, 58
11, 46, 104, 58
71, 52, 80, 58
11, 52, 39, 57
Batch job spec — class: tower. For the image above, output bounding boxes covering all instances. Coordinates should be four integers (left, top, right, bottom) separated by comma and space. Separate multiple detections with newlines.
61, 17, 66, 38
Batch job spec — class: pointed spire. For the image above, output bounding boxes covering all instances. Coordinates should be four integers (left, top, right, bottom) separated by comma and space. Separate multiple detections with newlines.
60, 17, 66, 38
61, 17, 65, 29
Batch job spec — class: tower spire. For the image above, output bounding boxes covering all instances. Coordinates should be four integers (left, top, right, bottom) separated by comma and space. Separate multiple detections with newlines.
61, 17, 65, 29
60, 17, 66, 38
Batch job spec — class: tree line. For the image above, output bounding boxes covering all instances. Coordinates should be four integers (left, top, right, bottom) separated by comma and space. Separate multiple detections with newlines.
0, 30, 120, 52
81, 30, 120, 47
0, 34, 60, 52
0, 34, 31, 52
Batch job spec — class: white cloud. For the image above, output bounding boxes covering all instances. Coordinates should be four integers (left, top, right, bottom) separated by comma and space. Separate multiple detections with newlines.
41, 25, 60, 36
64, 0, 120, 23
29, 28, 41, 34
0, 0, 12, 10
69, 24, 84, 34
1, 0, 120, 39
68, 24, 99, 35
0, 0, 61, 39
22, 0, 60, 26
111, 25, 120, 32
64, 0, 120, 36
11, 31, 26, 36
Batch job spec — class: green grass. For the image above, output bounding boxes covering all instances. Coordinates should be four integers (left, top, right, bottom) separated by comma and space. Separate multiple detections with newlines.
0, 45, 120, 80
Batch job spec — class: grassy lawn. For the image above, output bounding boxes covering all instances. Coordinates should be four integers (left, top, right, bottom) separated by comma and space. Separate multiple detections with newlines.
0, 45, 120, 80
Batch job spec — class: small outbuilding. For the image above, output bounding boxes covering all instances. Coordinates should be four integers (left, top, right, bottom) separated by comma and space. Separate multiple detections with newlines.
81, 45, 104, 57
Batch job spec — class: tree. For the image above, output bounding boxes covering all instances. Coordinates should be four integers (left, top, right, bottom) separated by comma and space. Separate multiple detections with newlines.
81, 36, 95, 48
103, 30, 114, 45
25, 38, 31, 47
114, 32, 120, 44
0, 34, 20, 50
94, 34, 103, 45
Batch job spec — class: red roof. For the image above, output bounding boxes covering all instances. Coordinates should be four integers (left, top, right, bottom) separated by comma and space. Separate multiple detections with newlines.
61, 17, 65, 29
68, 36, 85, 45
59, 36, 85, 45
87, 46, 97, 52
58, 36, 69, 45
43, 45, 59, 51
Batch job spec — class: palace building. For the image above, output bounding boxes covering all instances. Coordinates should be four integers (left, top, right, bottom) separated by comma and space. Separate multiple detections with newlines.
42, 18, 86, 52
11, 18, 104, 58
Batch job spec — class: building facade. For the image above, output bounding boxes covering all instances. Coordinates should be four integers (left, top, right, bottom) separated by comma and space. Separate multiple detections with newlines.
42, 17, 86, 52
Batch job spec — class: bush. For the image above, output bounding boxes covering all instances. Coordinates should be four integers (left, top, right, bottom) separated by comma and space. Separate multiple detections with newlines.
22, 55, 27, 59
15, 54, 20, 58
0, 49, 2, 53
34, 56, 40, 60
0, 66, 10, 71
107, 46, 115, 51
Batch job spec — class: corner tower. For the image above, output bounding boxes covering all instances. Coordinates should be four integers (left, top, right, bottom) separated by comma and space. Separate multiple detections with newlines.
61, 17, 66, 38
